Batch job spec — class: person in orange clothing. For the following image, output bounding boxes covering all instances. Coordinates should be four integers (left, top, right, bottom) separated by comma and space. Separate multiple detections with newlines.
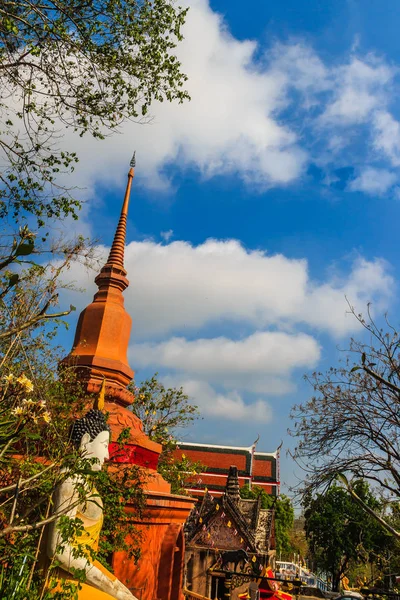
239, 566, 293, 600
47, 406, 137, 600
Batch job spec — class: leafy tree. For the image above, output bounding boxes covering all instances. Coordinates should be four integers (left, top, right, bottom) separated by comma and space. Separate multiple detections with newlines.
0, 0, 189, 226
0, 227, 98, 346
275, 495, 296, 558
131, 375, 203, 494
239, 484, 295, 557
288, 516, 309, 564
303, 482, 391, 591
290, 305, 400, 538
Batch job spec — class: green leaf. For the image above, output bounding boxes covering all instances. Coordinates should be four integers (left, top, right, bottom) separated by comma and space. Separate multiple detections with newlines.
15, 240, 35, 257
8, 273, 19, 287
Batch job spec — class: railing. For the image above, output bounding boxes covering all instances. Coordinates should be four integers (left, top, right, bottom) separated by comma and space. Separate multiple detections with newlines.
183, 588, 210, 600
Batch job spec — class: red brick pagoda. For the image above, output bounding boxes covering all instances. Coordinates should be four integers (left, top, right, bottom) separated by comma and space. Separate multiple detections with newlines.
62, 157, 194, 600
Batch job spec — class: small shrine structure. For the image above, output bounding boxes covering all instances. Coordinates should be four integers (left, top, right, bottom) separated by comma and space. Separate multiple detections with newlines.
62, 159, 194, 600
184, 467, 276, 600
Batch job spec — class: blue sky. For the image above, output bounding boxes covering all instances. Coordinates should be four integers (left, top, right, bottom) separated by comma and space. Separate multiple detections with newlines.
59, 0, 400, 493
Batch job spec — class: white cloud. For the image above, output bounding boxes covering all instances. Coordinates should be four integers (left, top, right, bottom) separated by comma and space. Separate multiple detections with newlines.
373, 110, 400, 166
65, 239, 394, 340
62, 238, 394, 421
321, 56, 395, 125
132, 331, 320, 394
350, 167, 397, 195
24, 0, 397, 207
299, 257, 393, 336
160, 229, 174, 242
162, 377, 273, 423
6, 0, 400, 202
60, 0, 308, 194
268, 42, 330, 99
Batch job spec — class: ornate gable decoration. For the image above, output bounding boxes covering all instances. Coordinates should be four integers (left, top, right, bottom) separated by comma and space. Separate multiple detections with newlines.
186, 492, 256, 552
192, 511, 247, 551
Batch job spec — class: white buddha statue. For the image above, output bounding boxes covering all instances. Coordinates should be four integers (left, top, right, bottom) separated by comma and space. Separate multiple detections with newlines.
47, 408, 137, 600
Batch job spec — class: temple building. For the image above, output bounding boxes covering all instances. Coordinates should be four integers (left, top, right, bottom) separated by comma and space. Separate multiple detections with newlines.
174, 442, 280, 498
184, 466, 276, 600
62, 160, 194, 600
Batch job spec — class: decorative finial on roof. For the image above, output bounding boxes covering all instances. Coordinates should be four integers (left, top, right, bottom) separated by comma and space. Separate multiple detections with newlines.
225, 465, 240, 502
106, 152, 136, 269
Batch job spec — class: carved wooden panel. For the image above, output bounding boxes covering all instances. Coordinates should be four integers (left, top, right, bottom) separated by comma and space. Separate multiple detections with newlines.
192, 515, 247, 551
255, 509, 273, 553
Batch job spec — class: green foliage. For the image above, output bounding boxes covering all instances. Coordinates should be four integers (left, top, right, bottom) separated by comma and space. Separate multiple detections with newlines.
239, 485, 294, 556
0, 369, 84, 598
0, 365, 146, 598
131, 374, 203, 494
0, 0, 189, 227
0, 277, 144, 598
132, 374, 199, 445
95, 434, 146, 568
0, 227, 96, 348
303, 482, 392, 591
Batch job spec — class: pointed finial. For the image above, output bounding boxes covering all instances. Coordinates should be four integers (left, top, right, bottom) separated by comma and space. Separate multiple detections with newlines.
105, 153, 135, 269
225, 465, 240, 502
94, 378, 106, 410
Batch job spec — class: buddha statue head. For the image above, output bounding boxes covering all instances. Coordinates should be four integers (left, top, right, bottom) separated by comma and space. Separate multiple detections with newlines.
70, 409, 111, 471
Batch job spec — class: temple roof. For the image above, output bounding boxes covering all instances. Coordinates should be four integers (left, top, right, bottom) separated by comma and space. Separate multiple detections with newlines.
185, 465, 275, 554
178, 441, 278, 458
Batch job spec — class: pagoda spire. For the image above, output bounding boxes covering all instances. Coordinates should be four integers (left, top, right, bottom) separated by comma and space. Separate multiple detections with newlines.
63, 155, 137, 406
106, 152, 135, 270
225, 465, 240, 502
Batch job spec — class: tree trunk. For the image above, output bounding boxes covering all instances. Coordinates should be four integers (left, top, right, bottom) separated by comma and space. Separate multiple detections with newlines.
332, 571, 341, 592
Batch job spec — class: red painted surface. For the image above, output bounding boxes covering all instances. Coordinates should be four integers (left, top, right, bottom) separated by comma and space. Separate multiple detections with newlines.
108, 442, 159, 470
253, 458, 272, 477
114, 493, 194, 600
173, 444, 278, 498
175, 448, 248, 471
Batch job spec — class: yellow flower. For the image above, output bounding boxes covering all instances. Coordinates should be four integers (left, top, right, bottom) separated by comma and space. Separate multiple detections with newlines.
11, 406, 24, 416
17, 374, 34, 392
42, 411, 51, 423
39, 400, 46, 408
3, 374, 15, 383
22, 398, 35, 406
